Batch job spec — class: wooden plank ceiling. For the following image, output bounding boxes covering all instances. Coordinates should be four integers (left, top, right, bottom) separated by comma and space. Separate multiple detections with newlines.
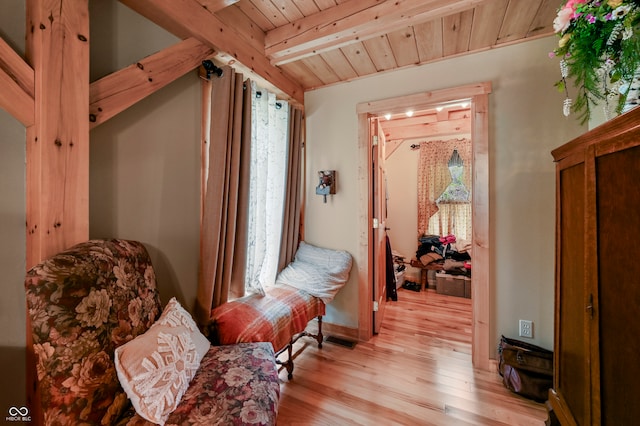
215, 0, 557, 91
120, 0, 557, 106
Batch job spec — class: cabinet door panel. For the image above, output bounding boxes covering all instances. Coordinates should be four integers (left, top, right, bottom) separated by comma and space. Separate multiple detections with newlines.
558, 163, 588, 425
596, 144, 640, 425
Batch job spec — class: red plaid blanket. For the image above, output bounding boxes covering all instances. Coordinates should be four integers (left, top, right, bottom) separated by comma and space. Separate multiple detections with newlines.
210, 284, 325, 352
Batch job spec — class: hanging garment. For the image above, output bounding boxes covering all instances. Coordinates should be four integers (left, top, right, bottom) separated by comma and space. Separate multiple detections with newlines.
386, 235, 398, 301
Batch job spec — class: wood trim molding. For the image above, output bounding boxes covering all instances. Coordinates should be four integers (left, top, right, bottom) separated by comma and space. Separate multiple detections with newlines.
304, 318, 360, 343
357, 113, 373, 341
356, 82, 491, 115
471, 90, 490, 370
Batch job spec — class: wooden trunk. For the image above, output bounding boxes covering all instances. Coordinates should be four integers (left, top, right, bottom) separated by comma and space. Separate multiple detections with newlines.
550, 106, 640, 425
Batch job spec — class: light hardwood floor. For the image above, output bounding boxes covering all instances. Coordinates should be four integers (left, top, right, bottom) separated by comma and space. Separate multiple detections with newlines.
276, 288, 548, 425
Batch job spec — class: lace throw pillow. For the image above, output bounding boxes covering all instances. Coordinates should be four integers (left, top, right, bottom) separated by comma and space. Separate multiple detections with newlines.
114, 298, 210, 425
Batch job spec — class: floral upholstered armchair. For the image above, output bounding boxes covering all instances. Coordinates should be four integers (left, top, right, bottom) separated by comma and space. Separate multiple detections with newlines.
25, 239, 279, 425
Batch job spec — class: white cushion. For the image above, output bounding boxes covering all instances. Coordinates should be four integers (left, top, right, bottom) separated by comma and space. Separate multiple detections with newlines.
276, 241, 352, 303
114, 298, 210, 425
294, 242, 352, 272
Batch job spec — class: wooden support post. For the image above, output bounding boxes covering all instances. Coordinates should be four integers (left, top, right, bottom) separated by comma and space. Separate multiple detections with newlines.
26, 0, 90, 268
25, 2, 90, 423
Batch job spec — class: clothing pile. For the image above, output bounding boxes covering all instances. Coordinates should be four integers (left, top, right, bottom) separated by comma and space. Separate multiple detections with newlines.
416, 234, 471, 276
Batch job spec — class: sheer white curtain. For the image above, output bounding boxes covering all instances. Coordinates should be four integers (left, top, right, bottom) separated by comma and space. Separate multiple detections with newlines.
244, 82, 290, 295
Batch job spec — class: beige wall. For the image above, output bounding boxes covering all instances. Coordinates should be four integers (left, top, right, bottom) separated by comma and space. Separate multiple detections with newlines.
89, 3, 201, 311
0, 0, 27, 346
304, 36, 585, 353
0, 111, 26, 347
0, 109, 28, 412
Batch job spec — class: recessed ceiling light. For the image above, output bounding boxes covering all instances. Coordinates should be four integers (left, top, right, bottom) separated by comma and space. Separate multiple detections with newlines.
405, 110, 414, 117
436, 106, 444, 112
384, 113, 391, 120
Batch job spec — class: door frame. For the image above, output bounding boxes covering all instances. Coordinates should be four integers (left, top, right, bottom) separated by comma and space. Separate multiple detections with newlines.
371, 118, 388, 334
356, 82, 492, 370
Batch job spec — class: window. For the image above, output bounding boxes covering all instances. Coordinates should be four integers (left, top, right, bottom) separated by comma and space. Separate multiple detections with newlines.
244, 82, 290, 294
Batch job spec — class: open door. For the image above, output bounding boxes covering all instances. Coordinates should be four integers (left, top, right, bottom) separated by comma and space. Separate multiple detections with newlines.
371, 118, 388, 334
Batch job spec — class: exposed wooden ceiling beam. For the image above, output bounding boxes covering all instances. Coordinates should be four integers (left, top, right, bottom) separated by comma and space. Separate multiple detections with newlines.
0, 66, 34, 127
357, 82, 490, 115
90, 38, 214, 129
119, 0, 304, 106
382, 116, 471, 141
0, 37, 35, 98
383, 108, 470, 128
265, 0, 486, 65
0, 37, 34, 126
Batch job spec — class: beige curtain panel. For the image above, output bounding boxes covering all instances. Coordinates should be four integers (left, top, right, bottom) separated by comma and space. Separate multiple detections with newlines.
278, 107, 304, 272
196, 68, 251, 325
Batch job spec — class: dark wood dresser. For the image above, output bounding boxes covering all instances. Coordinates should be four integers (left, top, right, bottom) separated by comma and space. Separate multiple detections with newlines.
549, 106, 640, 425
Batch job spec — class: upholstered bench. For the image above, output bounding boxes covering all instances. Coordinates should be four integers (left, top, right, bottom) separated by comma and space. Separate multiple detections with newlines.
210, 283, 325, 379
25, 239, 279, 425
210, 241, 353, 380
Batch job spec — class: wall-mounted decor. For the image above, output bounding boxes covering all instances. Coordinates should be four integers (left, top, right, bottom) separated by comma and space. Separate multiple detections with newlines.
316, 170, 336, 203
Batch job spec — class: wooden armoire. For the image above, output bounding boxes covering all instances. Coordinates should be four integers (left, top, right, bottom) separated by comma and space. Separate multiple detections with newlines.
549, 106, 640, 425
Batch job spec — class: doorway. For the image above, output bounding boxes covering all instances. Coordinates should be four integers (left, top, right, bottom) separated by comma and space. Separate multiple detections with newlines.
356, 82, 492, 370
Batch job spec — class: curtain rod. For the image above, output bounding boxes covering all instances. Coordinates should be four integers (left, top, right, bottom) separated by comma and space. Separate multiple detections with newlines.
255, 90, 283, 109
410, 137, 469, 151
201, 60, 223, 80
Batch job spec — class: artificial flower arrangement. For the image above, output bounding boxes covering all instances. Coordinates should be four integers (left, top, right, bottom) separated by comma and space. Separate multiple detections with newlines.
551, 0, 640, 123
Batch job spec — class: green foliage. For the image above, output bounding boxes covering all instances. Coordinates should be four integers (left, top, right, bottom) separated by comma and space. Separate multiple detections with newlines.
552, 0, 640, 123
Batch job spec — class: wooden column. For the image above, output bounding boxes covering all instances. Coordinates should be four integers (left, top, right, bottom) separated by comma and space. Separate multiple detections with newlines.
25, 2, 89, 423
26, 0, 90, 269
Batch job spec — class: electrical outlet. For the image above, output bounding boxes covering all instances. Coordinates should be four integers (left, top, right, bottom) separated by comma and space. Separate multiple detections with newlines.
519, 320, 533, 338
